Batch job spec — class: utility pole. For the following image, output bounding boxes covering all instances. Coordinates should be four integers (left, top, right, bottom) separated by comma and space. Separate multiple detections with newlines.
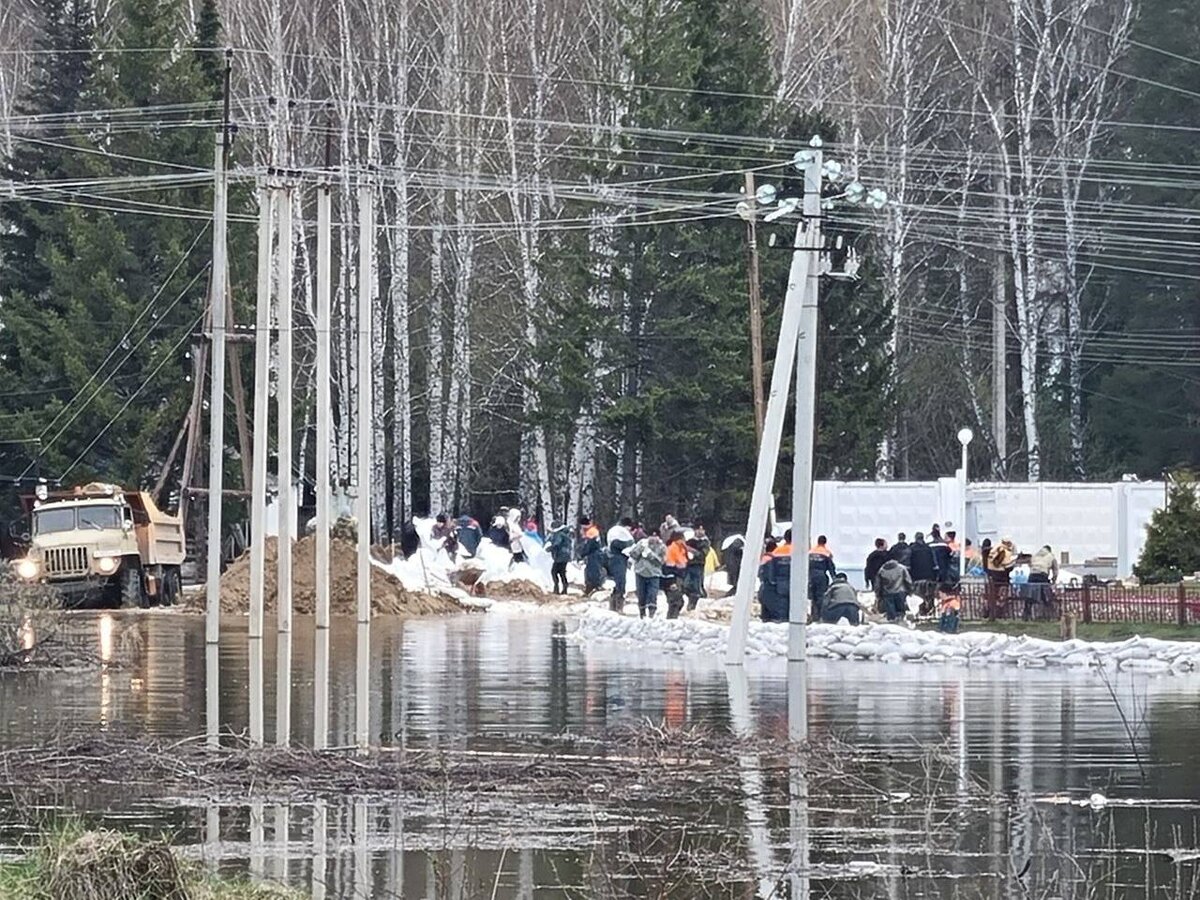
743, 171, 766, 447
355, 178, 375, 752
204, 52, 232, 749
313, 171, 332, 750
992, 177, 1007, 471
725, 205, 816, 664
785, 150, 822, 744
248, 179, 274, 748
274, 183, 295, 747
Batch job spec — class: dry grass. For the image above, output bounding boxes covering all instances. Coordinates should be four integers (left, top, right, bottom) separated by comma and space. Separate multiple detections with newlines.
0, 825, 302, 900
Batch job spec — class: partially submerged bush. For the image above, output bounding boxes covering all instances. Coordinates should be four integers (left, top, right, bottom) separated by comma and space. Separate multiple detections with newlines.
0, 569, 59, 667
0, 826, 302, 900
41, 829, 188, 900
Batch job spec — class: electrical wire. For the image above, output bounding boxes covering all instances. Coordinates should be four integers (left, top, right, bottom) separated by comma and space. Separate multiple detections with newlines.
58, 305, 207, 482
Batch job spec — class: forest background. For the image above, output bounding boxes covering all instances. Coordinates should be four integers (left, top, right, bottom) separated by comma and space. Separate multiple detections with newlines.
0, 0, 1196, 540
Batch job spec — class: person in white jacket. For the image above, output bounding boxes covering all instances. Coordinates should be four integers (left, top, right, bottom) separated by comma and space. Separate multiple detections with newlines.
507, 508, 527, 564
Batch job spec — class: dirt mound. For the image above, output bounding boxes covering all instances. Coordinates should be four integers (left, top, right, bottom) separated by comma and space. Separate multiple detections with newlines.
476, 578, 557, 602
194, 536, 463, 617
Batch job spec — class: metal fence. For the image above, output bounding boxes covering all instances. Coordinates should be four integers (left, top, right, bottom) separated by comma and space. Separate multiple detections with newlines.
957, 581, 1200, 625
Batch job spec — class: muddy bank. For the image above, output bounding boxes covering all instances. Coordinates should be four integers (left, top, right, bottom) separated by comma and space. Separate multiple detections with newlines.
191, 536, 465, 617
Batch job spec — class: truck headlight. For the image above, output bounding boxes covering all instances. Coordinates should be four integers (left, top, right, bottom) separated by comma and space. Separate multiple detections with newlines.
96, 556, 118, 575
16, 558, 38, 580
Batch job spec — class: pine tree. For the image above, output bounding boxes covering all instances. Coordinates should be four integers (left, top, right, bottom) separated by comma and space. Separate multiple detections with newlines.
0, 0, 229, 491
1134, 480, 1200, 584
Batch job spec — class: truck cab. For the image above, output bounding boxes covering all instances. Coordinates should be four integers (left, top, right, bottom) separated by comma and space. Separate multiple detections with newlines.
13, 483, 185, 608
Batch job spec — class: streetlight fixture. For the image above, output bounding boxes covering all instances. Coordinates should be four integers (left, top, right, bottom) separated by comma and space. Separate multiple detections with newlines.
957, 427, 974, 580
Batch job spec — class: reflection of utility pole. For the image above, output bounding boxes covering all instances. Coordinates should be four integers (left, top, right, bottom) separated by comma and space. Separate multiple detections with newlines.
742, 172, 766, 447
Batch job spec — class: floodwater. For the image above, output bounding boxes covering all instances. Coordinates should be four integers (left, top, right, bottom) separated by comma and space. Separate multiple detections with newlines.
3, 609, 1200, 898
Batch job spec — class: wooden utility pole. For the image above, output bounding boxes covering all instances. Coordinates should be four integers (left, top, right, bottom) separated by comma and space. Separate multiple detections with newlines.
744, 171, 766, 446
225, 268, 253, 493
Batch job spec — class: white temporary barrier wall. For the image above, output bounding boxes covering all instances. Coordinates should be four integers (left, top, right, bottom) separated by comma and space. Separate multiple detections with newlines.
806, 480, 1165, 588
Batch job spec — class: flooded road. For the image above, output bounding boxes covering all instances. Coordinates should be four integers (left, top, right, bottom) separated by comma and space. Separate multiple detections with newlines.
2, 609, 1200, 897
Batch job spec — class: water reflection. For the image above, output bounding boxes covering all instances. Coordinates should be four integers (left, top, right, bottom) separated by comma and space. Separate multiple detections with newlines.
1, 611, 1200, 898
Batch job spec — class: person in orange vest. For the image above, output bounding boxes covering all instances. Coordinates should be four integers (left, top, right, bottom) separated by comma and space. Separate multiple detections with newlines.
663, 531, 691, 618
938, 582, 962, 633
808, 534, 836, 618
758, 529, 792, 622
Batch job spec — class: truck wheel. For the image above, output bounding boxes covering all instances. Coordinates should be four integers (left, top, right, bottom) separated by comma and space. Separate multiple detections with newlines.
120, 564, 146, 609
161, 568, 180, 607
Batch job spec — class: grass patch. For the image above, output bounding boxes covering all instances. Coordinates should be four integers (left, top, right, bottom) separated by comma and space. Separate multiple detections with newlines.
957, 619, 1200, 642
0, 825, 303, 900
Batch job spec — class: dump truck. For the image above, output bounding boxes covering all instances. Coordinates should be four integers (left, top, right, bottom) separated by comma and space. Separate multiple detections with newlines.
10, 483, 185, 608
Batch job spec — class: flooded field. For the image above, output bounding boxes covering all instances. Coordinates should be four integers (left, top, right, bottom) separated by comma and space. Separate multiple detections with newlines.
2, 609, 1200, 898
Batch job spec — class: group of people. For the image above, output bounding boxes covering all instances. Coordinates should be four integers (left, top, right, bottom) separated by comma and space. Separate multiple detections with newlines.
438, 506, 717, 619
757, 533, 865, 626
861, 528, 968, 629
561, 514, 714, 619
433, 505, 1057, 631
978, 537, 1061, 618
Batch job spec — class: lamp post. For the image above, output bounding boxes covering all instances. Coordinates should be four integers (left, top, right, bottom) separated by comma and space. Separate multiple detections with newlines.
957, 427, 973, 580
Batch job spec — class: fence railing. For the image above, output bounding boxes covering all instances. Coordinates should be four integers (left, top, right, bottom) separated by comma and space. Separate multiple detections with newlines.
959, 581, 1200, 626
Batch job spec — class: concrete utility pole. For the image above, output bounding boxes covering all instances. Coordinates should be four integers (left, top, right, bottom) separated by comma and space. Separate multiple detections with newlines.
743, 171, 766, 447
248, 180, 274, 747
992, 178, 1007, 468
355, 179, 375, 752
725, 204, 816, 664
785, 150, 822, 743
205, 125, 228, 747
275, 185, 295, 746
314, 177, 333, 750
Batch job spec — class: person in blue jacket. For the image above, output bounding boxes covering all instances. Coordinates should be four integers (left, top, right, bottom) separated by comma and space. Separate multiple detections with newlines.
577, 517, 605, 594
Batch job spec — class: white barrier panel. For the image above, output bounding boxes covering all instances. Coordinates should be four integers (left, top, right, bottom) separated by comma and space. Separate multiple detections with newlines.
807, 480, 1164, 587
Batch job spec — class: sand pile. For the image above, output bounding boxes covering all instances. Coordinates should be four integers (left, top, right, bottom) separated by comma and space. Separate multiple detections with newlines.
197, 536, 465, 617
476, 578, 558, 602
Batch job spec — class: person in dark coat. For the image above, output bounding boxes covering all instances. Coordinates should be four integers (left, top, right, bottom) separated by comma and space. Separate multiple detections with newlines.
818, 573, 861, 624
456, 516, 482, 556
864, 537, 890, 607
908, 532, 937, 613
874, 559, 913, 622
545, 523, 573, 595
578, 517, 604, 594
928, 531, 952, 583
399, 522, 420, 559
889, 533, 911, 568
758, 542, 791, 622
605, 518, 635, 612
683, 523, 711, 609
487, 510, 510, 548
724, 536, 745, 593
807, 530, 836, 619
